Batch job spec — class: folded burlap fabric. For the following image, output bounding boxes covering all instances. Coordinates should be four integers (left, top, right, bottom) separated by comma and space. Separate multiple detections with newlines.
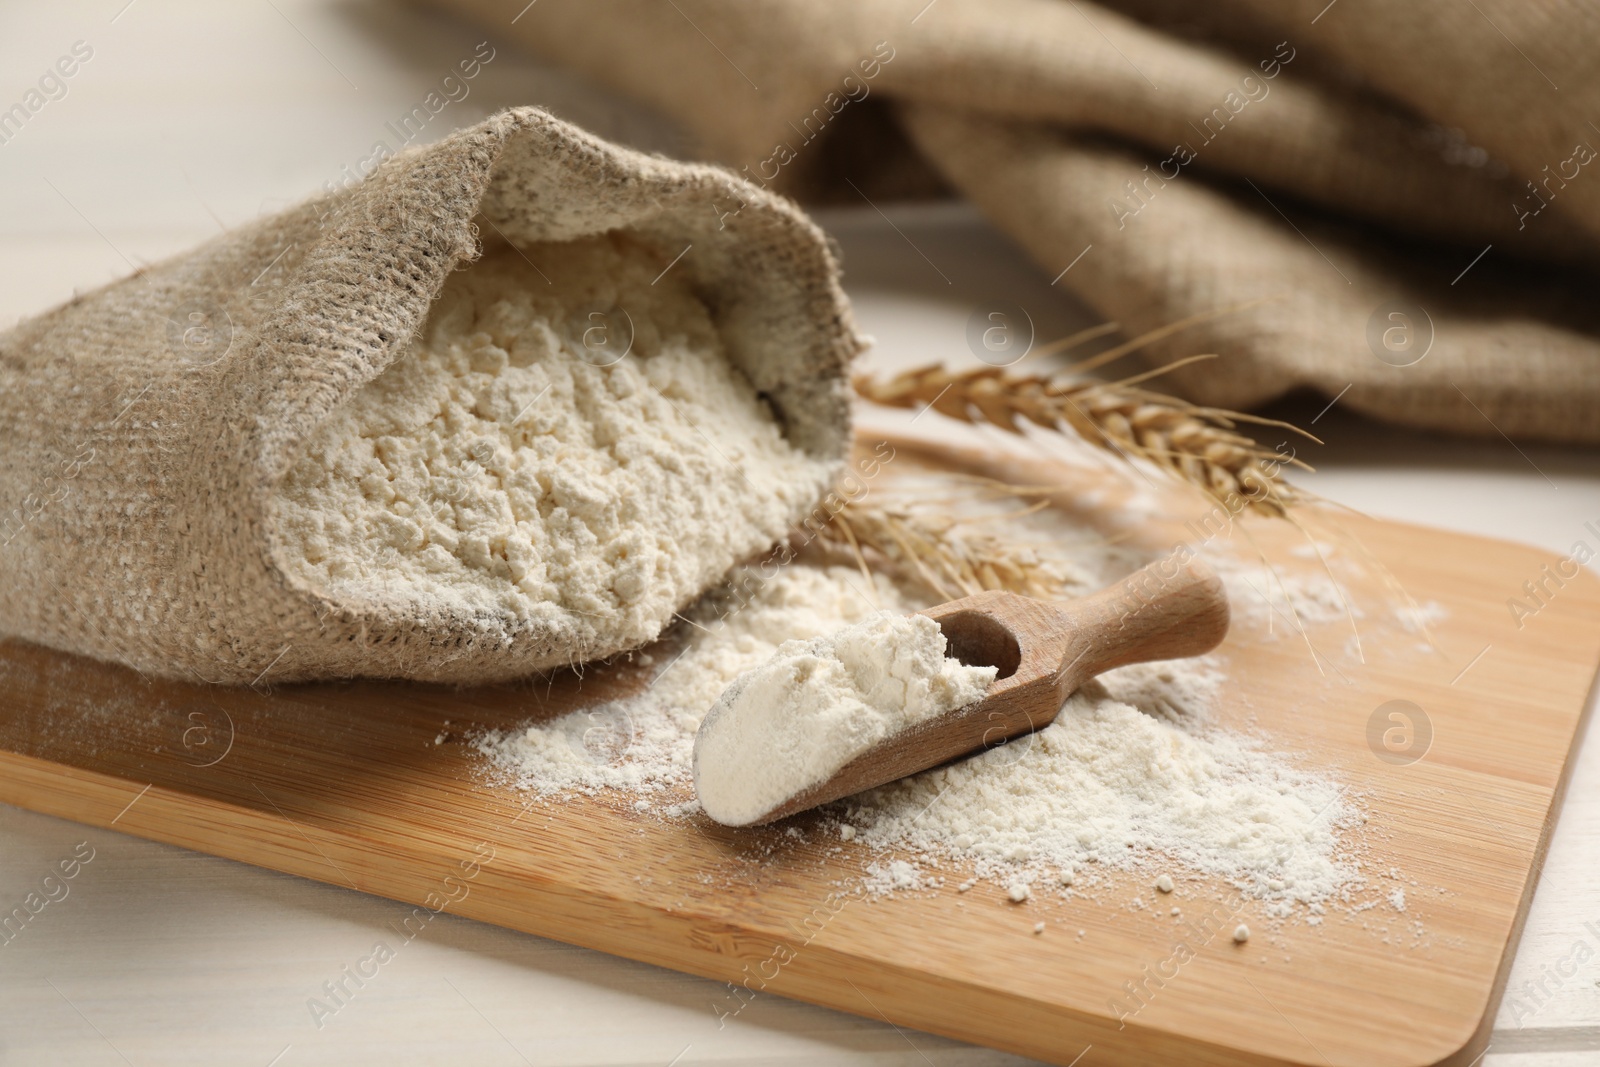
0, 107, 859, 683
433, 0, 1600, 443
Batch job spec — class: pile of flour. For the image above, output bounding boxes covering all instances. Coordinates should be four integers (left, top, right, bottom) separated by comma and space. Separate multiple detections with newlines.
849, 670, 1354, 911
480, 560, 1364, 914
271, 235, 830, 662
692, 613, 996, 826
477, 564, 905, 797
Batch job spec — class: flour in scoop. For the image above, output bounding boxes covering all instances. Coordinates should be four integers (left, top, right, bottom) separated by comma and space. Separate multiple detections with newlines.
692, 613, 996, 826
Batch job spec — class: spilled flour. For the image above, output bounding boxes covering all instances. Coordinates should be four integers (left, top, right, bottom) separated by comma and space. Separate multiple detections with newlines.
479, 565, 901, 797
692, 612, 996, 826
850, 665, 1353, 912
480, 560, 1366, 918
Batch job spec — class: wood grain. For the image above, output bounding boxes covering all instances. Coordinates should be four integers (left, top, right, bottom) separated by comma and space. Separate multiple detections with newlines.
0, 438, 1596, 1067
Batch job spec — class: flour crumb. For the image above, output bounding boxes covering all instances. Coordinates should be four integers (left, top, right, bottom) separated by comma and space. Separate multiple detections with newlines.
1155, 874, 1174, 893
1033, 922, 1045, 935
863, 858, 927, 894
887, 861, 918, 889
1007, 882, 1030, 903
1397, 600, 1448, 634
1233, 924, 1251, 943
1389, 888, 1407, 912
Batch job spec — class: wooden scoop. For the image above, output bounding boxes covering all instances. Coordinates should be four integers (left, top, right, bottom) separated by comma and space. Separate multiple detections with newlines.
738, 556, 1230, 825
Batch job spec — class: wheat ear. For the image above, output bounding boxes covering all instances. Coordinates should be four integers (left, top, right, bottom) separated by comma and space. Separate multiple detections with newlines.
852, 361, 1314, 516
812, 502, 1078, 603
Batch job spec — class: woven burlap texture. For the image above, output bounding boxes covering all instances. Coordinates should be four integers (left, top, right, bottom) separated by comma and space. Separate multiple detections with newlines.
0, 107, 860, 684
435, 0, 1600, 443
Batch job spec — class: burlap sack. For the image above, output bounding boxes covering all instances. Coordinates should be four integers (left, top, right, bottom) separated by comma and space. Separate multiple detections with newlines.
0, 107, 860, 684
431, 0, 1600, 443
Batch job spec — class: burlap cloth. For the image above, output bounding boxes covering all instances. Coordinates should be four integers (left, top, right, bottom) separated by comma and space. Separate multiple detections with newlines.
431, 0, 1600, 443
0, 108, 860, 683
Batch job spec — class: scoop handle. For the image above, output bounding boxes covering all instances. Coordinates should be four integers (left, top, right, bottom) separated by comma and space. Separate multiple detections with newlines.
1056, 555, 1230, 684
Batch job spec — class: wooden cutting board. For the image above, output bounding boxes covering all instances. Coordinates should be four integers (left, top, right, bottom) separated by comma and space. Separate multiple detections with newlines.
2, 436, 1597, 1067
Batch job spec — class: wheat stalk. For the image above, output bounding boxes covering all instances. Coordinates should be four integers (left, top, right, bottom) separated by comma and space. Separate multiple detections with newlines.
852, 360, 1312, 516
811, 501, 1079, 603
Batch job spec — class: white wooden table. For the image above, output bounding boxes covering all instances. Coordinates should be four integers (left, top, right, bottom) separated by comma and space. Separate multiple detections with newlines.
2, 3, 1597, 1064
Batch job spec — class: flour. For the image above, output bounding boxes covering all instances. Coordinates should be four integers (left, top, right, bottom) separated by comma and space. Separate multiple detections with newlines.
272, 235, 831, 666
1397, 599, 1448, 634
693, 613, 995, 825
1222, 564, 1358, 629
479, 564, 908, 797
480, 558, 1365, 917
847, 671, 1357, 908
